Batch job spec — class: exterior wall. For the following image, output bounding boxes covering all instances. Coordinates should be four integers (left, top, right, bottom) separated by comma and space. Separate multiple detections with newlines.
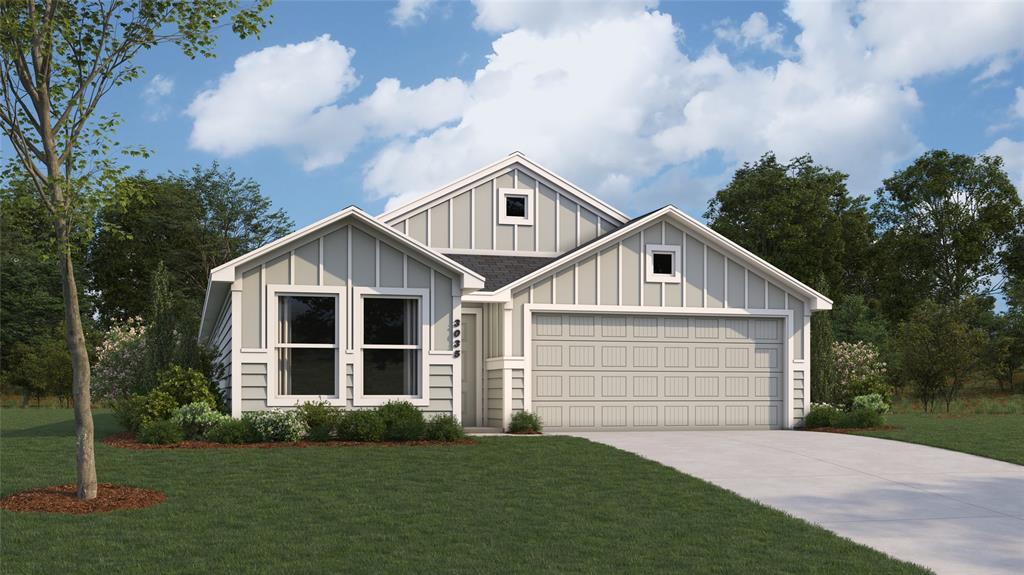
210, 298, 232, 403
512, 369, 525, 414
384, 165, 621, 257
499, 214, 813, 427
229, 221, 460, 416
486, 369, 503, 427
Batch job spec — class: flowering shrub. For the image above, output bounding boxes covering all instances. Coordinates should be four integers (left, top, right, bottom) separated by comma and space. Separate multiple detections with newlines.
832, 341, 891, 408
851, 393, 890, 415
92, 317, 149, 402
173, 402, 227, 439
242, 410, 308, 442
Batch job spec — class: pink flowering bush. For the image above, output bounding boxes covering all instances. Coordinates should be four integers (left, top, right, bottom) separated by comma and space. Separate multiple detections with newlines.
92, 317, 150, 402
832, 341, 891, 408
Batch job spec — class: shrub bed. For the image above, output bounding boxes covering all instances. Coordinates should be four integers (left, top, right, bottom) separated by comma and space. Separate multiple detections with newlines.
508, 411, 543, 434
805, 394, 890, 431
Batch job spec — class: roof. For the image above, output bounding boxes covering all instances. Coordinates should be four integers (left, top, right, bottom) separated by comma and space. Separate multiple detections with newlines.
378, 152, 630, 226
198, 206, 486, 342
446, 254, 556, 291
486, 205, 834, 311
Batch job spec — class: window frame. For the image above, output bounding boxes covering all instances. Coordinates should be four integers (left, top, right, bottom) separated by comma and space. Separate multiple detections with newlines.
497, 187, 534, 226
266, 284, 345, 407
645, 244, 682, 284
352, 287, 431, 407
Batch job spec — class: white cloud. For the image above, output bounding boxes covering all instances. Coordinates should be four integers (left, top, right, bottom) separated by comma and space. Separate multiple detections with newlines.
142, 74, 174, 121
714, 12, 790, 55
186, 1, 1024, 214
973, 55, 1013, 83
987, 137, 1024, 194
1014, 87, 1024, 119
392, 0, 436, 27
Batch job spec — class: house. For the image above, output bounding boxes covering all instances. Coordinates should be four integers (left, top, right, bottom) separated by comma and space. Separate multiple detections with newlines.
198, 153, 831, 431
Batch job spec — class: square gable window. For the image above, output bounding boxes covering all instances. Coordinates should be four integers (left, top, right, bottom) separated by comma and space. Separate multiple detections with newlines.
498, 187, 534, 226
645, 244, 681, 284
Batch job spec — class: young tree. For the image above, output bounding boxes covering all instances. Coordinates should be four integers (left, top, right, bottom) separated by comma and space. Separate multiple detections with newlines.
898, 301, 985, 412
0, 0, 270, 500
873, 150, 1022, 322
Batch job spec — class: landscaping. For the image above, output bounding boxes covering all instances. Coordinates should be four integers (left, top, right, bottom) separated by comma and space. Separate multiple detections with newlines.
1, 408, 929, 575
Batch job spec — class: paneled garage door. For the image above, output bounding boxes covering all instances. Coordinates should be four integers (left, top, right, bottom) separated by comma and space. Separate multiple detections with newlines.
530, 313, 784, 430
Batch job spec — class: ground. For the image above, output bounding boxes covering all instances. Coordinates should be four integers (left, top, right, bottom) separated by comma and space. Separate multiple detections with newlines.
851, 412, 1024, 465
0, 409, 927, 575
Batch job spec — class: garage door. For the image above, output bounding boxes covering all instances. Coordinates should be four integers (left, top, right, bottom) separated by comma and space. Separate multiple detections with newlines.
530, 313, 784, 430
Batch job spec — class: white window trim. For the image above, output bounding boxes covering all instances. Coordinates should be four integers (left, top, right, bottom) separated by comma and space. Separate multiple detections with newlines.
645, 244, 681, 284
266, 284, 345, 407
352, 286, 431, 407
497, 187, 534, 226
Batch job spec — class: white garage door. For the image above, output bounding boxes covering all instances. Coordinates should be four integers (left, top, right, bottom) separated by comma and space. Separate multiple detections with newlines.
530, 313, 784, 430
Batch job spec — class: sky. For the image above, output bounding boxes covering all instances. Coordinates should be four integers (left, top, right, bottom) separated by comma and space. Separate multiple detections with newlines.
33, 0, 1024, 228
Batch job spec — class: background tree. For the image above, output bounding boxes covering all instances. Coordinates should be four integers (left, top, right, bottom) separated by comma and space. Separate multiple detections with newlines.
88, 163, 292, 322
872, 150, 1022, 323
0, 0, 270, 500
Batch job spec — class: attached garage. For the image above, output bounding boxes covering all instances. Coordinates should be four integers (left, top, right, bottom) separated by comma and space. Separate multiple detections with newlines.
529, 312, 786, 431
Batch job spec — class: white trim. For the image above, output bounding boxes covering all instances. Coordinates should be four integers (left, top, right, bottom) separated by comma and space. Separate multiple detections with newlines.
351, 286, 431, 407
498, 186, 534, 226
437, 247, 563, 258
230, 285, 243, 418
266, 284, 346, 407
645, 244, 681, 284
522, 303, 795, 429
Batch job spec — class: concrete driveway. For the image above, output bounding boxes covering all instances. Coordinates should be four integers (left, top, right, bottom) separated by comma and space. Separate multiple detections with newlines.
568, 431, 1024, 575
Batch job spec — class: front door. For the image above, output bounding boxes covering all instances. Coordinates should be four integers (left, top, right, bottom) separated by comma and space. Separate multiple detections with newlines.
460, 312, 482, 426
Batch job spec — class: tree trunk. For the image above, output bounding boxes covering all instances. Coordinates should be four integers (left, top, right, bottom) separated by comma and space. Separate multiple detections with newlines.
56, 216, 97, 500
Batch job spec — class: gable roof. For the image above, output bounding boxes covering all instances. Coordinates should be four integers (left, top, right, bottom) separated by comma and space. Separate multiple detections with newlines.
446, 254, 556, 291
198, 206, 486, 341
378, 151, 630, 226
486, 205, 833, 311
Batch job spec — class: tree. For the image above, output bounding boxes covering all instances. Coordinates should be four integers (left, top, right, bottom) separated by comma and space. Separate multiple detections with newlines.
88, 164, 292, 322
873, 150, 1022, 322
898, 301, 985, 412
0, 0, 270, 500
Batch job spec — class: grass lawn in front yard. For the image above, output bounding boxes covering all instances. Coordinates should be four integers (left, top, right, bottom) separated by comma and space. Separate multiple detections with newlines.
851, 412, 1024, 466
1, 408, 929, 574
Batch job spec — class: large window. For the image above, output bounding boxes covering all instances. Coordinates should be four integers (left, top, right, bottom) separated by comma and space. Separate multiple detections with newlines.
276, 294, 337, 396
361, 297, 420, 397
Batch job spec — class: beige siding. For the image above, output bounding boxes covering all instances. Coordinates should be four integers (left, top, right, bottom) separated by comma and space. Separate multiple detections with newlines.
684, 234, 704, 306
433, 272, 453, 351
486, 303, 504, 359
598, 247, 618, 306
265, 253, 289, 285
487, 369, 503, 427
322, 228, 347, 286
621, 233, 641, 305
747, 272, 766, 308
241, 363, 269, 412
512, 368, 525, 413
727, 259, 745, 308
430, 203, 450, 248
378, 242, 404, 288
706, 248, 725, 307
558, 196, 578, 252
512, 289, 530, 356
351, 228, 376, 287
293, 239, 319, 285
537, 185, 558, 252
408, 212, 427, 244
240, 267, 261, 348
793, 371, 806, 425
452, 192, 472, 249
473, 184, 493, 250
577, 255, 597, 305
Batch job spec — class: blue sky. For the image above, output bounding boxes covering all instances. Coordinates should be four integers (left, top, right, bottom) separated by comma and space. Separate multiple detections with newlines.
76, 1, 1024, 227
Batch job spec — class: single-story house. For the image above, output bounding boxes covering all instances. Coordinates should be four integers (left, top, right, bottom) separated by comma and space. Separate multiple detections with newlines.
199, 153, 831, 431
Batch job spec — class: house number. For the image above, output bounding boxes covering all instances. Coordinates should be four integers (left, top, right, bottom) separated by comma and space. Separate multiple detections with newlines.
452, 318, 462, 357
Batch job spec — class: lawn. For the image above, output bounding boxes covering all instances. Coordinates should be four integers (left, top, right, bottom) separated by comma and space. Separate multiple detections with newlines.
852, 412, 1024, 466
1, 409, 928, 575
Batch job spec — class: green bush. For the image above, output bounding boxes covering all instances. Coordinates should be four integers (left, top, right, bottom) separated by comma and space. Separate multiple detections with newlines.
834, 407, 884, 429
508, 411, 543, 434
377, 401, 426, 441
204, 418, 250, 444
425, 414, 466, 441
296, 401, 341, 441
851, 393, 889, 415
155, 366, 217, 410
804, 403, 841, 429
140, 390, 178, 425
173, 402, 226, 439
137, 418, 184, 445
112, 395, 147, 433
335, 409, 386, 442
242, 410, 308, 442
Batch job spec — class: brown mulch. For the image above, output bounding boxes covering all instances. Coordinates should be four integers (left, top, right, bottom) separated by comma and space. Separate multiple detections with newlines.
102, 432, 477, 450
805, 425, 900, 434
0, 483, 165, 515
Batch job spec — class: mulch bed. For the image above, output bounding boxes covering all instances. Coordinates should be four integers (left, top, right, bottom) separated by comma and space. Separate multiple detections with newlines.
805, 425, 900, 434
102, 432, 477, 450
0, 483, 165, 514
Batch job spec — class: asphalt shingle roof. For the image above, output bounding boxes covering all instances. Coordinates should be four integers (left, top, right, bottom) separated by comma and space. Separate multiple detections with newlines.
445, 254, 556, 291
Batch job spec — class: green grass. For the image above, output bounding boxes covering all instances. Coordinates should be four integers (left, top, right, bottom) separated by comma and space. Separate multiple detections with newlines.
1, 409, 928, 575
852, 412, 1024, 466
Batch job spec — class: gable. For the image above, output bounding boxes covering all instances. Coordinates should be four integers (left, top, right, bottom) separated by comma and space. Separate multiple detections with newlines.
379, 154, 627, 257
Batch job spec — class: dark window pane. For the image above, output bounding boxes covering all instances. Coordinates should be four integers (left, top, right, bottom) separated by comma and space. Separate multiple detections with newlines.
364, 298, 417, 345
652, 252, 673, 275
505, 195, 527, 218
280, 296, 335, 344
279, 348, 335, 395
363, 349, 419, 396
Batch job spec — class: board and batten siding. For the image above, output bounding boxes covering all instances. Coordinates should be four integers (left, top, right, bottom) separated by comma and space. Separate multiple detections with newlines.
232, 221, 459, 416
506, 214, 813, 425
210, 297, 232, 403
386, 167, 620, 257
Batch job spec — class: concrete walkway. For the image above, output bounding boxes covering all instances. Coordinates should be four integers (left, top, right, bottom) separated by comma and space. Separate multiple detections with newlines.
568, 431, 1024, 575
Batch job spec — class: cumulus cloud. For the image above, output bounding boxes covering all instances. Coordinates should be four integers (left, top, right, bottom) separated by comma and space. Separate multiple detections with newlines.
1014, 87, 1024, 119
142, 74, 174, 121
186, 1, 1024, 213
714, 12, 790, 55
392, 0, 436, 27
987, 137, 1024, 194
